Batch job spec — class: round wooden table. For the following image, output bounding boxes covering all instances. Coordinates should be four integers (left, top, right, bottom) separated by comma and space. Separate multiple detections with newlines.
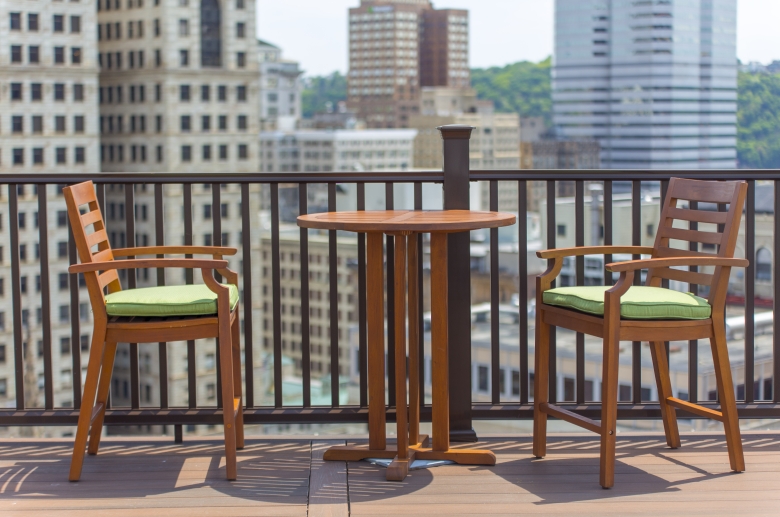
297, 210, 516, 481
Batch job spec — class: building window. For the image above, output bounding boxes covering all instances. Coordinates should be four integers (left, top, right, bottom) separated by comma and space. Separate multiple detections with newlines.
236, 22, 245, 38
155, 49, 162, 67
218, 115, 227, 130
757, 248, 772, 282
70, 15, 81, 33
180, 84, 191, 101
28, 13, 39, 31
32, 116, 43, 133
11, 83, 22, 100
155, 83, 162, 102
29, 46, 40, 63
56, 148, 67, 165
237, 115, 247, 131
156, 145, 163, 163
74, 116, 85, 133
201, 115, 211, 131
31, 83, 42, 101
180, 49, 189, 67
54, 46, 65, 64
218, 85, 227, 101
181, 145, 192, 162
201, 0, 222, 67
33, 148, 44, 165
156, 115, 163, 132
236, 0, 244, 8
12, 116, 23, 134
74, 84, 84, 101
72, 47, 82, 64
236, 52, 246, 68
180, 115, 191, 132
154, 19, 160, 36
238, 144, 248, 160
75, 147, 85, 164
557, 224, 566, 237
219, 144, 228, 161
10, 12, 21, 30
11, 45, 22, 63
201, 84, 210, 101
53, 14, 64, 32
237, 85, 247, 101
202, 145, 212, 161
54, 83, 65, 101
55, 116, 66, 133
179, 19, 189, 36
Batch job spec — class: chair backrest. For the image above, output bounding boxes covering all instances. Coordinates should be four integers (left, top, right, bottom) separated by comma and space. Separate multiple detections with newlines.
63, 181, 122, 305
646, 178, 748, 307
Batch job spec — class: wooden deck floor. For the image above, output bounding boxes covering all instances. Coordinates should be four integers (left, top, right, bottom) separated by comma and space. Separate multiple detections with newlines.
1, 433, 779, 516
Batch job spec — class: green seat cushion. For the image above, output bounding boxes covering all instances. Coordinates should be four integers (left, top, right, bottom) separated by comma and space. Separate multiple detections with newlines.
105, 284, 239, 317
543, 286, 711, 320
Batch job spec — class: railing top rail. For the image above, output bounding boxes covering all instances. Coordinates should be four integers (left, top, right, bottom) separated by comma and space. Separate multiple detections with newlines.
470, 169, 780, 181
0, 171, 445, 185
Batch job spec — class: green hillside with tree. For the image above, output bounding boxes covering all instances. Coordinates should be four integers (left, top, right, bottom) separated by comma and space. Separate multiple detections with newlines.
301, 60, 780, 169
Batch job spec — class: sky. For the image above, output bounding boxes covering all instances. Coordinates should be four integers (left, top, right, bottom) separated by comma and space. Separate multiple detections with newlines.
256, 0, 780, 77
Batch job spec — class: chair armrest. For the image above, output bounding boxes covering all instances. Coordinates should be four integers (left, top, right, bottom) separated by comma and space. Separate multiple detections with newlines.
607, 257, 749, 273
111, 246, 238, 258
537, 246, 654, 259
69, 258, 228, 274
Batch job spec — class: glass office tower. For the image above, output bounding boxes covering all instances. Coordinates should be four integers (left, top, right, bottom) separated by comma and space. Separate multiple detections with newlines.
553, 0, 737, 169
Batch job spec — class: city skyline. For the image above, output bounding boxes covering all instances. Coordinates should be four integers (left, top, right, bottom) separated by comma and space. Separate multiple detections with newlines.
256, 0, 780, 77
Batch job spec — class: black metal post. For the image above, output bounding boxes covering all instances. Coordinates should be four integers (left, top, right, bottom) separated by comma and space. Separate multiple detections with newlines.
438, 124, 477, 442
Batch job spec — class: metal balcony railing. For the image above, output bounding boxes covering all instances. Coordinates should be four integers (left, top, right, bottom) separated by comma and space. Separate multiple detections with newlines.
1, 127, 779, 441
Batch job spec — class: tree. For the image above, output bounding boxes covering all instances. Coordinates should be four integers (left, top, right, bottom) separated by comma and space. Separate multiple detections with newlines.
301, 72, 348, 118
737, 72, 780, 169
470, 57, 552, 123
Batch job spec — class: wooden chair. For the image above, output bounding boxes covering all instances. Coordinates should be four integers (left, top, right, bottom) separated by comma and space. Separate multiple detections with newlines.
533, 178, 748, 488
64, 181, 244, 481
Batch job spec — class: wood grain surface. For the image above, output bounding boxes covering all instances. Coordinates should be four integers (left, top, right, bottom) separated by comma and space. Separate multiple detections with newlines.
297, 210, 516, 233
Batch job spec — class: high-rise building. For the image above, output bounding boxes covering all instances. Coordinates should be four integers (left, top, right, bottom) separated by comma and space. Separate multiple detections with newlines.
257, 39, 303, 131
553, 0, 738, 169
0, 1, 101, 420
347, 0, 469, 128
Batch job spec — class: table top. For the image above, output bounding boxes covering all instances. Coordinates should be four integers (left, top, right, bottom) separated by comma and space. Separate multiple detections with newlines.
297, 210, 516, 233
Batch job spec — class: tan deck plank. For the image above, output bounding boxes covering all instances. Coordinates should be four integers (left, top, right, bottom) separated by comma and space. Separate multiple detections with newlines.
308, 440, 349, 517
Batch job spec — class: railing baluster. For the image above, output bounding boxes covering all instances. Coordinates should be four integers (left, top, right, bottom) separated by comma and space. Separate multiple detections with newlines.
688, 201, 700, 404
9, 185, 24, 410
386, 182, 396, 406
154, 184, 168, 410
490, 181, 500, 403
271, 183, 283, 408
631, 180, 641, 404
575, 180, 585, 404
299, 183, 311, 408
774, 180, 780, 404
357, 182, 368, 408
518, 180, 529, 405
67, 215, 82, 408
38, 185, 53, 409
212, 183, 223, 408
241, 183, 255, 408
124, 184, 140, 409
328, 182, 340, 407
414, 182, 424, 407
745, 180, 756, 403
604, 180, 613, 287
546, 180, 557, 403
183, 183, 196, 410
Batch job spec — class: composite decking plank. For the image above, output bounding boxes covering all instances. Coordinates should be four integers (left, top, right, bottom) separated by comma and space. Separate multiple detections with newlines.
308, 440, 349, 517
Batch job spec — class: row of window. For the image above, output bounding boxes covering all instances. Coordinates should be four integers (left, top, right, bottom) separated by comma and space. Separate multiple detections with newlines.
10, 45, 82, 65
98, 20, 148, 40
179, 115, 249, 132
98, 49, 247, 69
97, 0, 246, 11
8, 13, 80, 33
8, 82, 85, 102
98, 84, 248, 104
7, 115, 86, 135
99, 144, 249, 163
5, 147, 86, 166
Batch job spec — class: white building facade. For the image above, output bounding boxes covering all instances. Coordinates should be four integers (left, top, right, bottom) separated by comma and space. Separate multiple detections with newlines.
553, 0, 738, 169
257, 39, 303, 131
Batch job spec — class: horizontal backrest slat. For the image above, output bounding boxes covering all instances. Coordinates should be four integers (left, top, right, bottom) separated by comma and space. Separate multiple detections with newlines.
666, 207, 728, 225
659, 226, 723, 245
654, 246, 715, 259
80, 210, 104, 228
86, 228, 109, 249
98, 270, 120, 291
669, 178, 737, 204
651, 266, 714, 286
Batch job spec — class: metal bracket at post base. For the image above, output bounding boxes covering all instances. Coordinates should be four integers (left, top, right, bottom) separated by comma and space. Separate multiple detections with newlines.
438, 124, 478, 443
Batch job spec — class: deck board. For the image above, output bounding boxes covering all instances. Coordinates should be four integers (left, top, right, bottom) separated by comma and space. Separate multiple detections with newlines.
0, 434, 778, 516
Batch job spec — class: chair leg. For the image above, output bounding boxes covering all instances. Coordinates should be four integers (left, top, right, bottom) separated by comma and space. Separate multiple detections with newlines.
710, 327, 745, 472
649, 341, 681, 449
231, 313, 244, 450
218, 313, 238, 480
599, 325, 620, 488
532, 311, 550, 459
69, 325, 106, 481
87, 341, 118, 455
